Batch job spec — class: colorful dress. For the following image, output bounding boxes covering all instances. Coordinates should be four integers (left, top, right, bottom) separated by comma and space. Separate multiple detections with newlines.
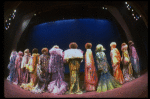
15, 54, 23, 85
21, 54, 31, 83
64, 49, 84, 94
110, 48, 124, 84
47, 48, 68, 95
129, 44, 140, 78
7, 51, 17, 83
20, 53, 40, 91
96, 51, 121, 93
85, 49, 98, 91
121, 50, 135, 82
31, 54, 50, 94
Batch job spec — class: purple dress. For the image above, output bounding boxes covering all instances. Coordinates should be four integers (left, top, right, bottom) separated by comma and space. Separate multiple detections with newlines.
21, 54, 31, 83
47, 48, 68, 95
129, 44, 140, 78
15, 54, 23, 85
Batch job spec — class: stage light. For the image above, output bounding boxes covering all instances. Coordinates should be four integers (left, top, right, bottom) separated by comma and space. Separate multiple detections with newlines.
105, 8, 107, 10
9, 23, 11, 25
8, 26, 9, 28
128, 8, 130, 10
125, 2, 127, 4
140, 15, 142, 17
134, 17, 136, 19
132, 9, 134, 11
136, 18, 138, 21
14, 9, 16, 12
5, 20, 7, 22
5, 28, 8, 30
13, 13, 14, 15
102, 7, 104, 9
9, 18, 11, 20
13, 17, 15, 19
129, 6, 131, 8
63, 18, 64, 19
136, 15, 138, 18
34, 14, 36, 16
132, 13, 134, 16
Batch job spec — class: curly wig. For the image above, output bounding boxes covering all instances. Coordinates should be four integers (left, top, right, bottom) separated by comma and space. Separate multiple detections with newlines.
85, 43, 92, 49
32, 48, 38, 53
69, 42, 78, 49
41, 48, 48, 54
128, 41, 134, 45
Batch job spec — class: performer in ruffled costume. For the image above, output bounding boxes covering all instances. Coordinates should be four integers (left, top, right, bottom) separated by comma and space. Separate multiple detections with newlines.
7, 51, 18, 83
95, 44, 121, 93
31, 48, 50, 94
15, 51, 23, 85
84, 43, 98, 91
64, 42, 84, 94
47, 45, 68, 95
21, 49, 31, 83
20, 48, 40, 91
128, 41, 140, 78
121, 43, 135, 82
110, 42, 124, 84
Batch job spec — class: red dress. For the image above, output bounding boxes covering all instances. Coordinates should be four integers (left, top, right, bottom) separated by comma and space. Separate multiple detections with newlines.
85, 49, 98, 91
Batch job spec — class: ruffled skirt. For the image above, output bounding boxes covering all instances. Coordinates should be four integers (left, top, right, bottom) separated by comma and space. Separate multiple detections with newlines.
47, 80, 68, 95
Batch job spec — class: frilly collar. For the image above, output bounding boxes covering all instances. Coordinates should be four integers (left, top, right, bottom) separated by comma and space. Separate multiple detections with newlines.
49, 48, 63, 56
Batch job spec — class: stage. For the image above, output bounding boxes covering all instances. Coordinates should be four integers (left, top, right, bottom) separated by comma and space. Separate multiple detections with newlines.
4, 71, 148, 98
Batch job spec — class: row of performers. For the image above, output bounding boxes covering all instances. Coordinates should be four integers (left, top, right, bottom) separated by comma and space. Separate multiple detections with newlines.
7, 41, 140, 95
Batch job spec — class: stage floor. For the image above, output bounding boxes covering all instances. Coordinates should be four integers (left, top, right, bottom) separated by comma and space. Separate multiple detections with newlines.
4, 71, 148, 98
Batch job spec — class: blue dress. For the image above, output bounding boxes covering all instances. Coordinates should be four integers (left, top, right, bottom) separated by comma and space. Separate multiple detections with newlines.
95, 51, 121, 93
7, 51, 18, 82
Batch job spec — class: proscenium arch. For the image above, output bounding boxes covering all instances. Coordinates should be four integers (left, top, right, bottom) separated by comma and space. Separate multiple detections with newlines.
4, 1, 148, 77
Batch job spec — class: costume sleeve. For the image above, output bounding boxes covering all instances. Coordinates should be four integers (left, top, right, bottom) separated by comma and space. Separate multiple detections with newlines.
15, 57, 18, 68
27, 58, 34, 72
21, 57, 24, 69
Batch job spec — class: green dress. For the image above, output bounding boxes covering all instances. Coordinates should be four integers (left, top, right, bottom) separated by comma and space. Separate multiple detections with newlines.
96, 51, 121, 93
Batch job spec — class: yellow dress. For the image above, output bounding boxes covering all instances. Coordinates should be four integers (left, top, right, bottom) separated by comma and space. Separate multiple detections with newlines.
110, 48, 124, 84
64, 49, 83, 94
20, 53, 40, 91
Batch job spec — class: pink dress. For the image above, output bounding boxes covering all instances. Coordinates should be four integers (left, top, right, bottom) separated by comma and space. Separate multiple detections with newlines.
84, 49, 98, 91
47, 47, 68, 95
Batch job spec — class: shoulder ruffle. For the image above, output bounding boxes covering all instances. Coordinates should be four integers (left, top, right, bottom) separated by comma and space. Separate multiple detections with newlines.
64, 49, 83, 59
49, 48, 63, 56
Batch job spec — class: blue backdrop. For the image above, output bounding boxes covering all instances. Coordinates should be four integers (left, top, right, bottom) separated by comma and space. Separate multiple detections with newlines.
26, 18, 123, 73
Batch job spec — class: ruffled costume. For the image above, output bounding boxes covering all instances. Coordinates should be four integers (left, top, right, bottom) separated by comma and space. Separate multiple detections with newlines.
64, 49, 84, 94
20, 53, 40, 91
31, 54, 50, 94
47, 47, 68, 95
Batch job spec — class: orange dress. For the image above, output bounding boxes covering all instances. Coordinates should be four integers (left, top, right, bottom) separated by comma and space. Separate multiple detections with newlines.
85, 49, 98, 91
110, 48, 124, 84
